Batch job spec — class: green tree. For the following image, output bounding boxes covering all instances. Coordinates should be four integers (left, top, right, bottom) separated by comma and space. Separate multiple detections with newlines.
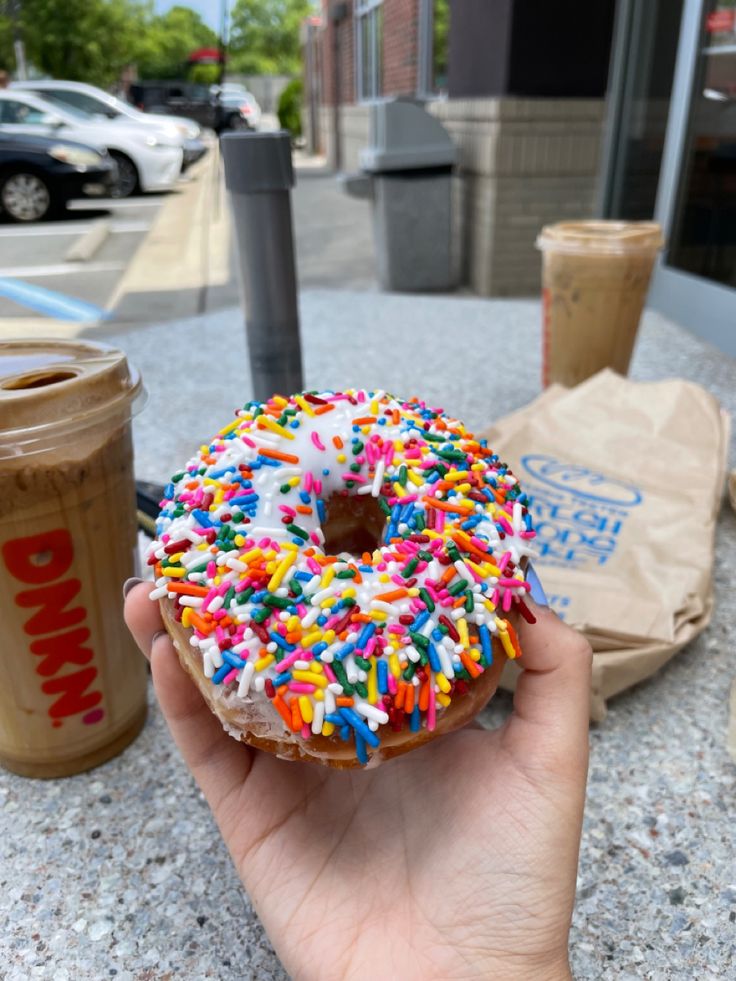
432, 0, 449, 91
0, 1, 218, 85
229, 0, 312, 75
4, 0, 148, 87
277, 77, 302, 137
0, 14, 14, 75
189, 63, 221, 86
135, 5, 218, 80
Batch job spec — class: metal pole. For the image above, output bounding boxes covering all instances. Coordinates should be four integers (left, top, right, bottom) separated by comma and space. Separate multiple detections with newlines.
306, 23, 318, 156
11, 0, 27, 81
219, 0, 229, 86
331, 4, 344, 172
221, 131, 304, 402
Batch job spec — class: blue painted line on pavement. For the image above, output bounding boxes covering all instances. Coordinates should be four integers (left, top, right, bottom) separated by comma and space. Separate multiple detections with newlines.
0, 277, 110, 323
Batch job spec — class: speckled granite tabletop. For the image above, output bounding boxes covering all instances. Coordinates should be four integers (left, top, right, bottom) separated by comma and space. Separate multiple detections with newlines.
2, 294, 735, 980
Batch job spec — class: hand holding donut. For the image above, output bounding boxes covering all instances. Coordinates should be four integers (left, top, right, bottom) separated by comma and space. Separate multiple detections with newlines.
125, 586, 591, 981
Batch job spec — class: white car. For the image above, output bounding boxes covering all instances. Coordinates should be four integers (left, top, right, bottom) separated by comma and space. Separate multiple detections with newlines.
0, 90, 182, 197
14, 79, 201, 142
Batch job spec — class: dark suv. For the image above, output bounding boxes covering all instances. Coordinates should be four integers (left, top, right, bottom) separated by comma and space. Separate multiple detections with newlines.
128, 82, 250, 134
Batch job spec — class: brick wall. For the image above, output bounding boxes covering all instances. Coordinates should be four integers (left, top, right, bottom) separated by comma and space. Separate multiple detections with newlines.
383, 0, 420, 95
320, 0, 421, 106
431, 98, 607, 295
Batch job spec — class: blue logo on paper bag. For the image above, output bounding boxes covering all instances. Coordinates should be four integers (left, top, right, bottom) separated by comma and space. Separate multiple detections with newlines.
520, 455, 643, 507
519, 454, 644, 570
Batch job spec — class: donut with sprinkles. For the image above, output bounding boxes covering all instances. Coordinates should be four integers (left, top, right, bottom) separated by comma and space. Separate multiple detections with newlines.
147, 390, 537, 767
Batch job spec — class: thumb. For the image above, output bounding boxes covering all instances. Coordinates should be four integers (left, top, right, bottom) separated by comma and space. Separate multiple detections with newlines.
505, 599, 592, 773
124, 583, 253, 815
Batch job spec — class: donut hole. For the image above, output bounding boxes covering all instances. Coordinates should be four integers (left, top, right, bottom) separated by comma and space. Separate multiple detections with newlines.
322, 492, 387, 557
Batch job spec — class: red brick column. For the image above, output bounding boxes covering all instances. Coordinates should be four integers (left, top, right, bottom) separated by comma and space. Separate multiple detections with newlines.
383, 0, 420, 96
320, 0, 422, 105
320, 0, 356, 106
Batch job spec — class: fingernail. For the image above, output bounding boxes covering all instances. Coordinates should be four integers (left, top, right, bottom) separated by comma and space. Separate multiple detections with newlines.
526, 563, 549, 607
123, 577, 144, 600
143, 630, 168, 667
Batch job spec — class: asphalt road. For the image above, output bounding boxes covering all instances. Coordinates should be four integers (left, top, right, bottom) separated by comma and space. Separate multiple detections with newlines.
0, 194, 166, 321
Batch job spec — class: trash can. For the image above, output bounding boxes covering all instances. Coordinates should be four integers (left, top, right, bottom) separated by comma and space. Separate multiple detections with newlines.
343, 99, 458, 292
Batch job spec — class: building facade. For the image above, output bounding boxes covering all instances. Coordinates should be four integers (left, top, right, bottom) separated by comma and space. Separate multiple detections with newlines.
309, 1, 615, 296
306, 1, 735, 350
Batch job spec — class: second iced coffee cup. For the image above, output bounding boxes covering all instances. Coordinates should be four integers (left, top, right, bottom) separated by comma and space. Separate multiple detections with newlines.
0, 340, 147, 777
536, 220, 663, 387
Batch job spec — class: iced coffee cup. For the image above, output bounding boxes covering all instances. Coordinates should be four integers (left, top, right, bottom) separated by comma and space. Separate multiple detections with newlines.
0, 340, 147, 777
536, 221, 663, 387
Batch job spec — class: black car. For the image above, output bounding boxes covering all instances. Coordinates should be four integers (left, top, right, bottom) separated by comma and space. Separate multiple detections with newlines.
0, 131, 116, 221
129, 82, 250, 134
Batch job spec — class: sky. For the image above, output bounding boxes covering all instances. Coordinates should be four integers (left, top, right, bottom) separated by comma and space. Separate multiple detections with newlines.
154, 1, 220, 32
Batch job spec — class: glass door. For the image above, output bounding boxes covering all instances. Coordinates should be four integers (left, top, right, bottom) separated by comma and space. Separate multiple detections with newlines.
600, 0, 685, 221
648, 0, 736, 354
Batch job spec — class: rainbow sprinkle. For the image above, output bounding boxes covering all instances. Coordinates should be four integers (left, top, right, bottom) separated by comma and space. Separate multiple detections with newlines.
147, 390, 537, 765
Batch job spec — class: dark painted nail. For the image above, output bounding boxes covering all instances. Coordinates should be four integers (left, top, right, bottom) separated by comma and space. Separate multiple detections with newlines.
123, 577, 144, 600
526, 563, 549, 607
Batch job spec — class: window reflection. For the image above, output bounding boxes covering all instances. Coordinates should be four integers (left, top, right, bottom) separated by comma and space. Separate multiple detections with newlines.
668, 4, 736, 287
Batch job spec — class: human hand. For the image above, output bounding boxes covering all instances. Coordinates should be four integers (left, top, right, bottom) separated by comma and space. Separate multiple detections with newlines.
125, 584, 591, 981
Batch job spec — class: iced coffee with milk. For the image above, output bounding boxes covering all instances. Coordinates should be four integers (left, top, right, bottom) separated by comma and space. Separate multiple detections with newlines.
0, 340, 147, 777
536, 221, 663, 388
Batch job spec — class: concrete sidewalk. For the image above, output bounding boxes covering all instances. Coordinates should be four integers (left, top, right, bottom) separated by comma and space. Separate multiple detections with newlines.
109, 160, 377, 323
109, 144, 232, 324
67, 291, 736, 981
93, 292, 736, 482
292, 165, 375, 290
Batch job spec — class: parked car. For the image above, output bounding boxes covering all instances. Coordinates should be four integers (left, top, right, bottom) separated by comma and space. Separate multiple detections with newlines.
0, 131, 116, 221
129, 82, 252, 134
213, 87, 262, 130
13, 79, 207, 171
0, 90, 183, 197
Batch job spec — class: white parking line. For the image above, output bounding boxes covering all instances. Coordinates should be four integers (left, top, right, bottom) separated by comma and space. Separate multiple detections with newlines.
0, 220, 151, 237
67, 197, 166, 210
0, 261, 124, 277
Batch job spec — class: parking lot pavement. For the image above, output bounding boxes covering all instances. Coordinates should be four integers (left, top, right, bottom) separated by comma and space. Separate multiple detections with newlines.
0, 143, 235, 338
0, 196, 163, 331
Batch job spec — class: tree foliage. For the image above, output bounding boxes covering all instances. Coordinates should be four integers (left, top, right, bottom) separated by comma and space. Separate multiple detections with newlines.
229, 0, 312, 75
1, 0, 147, 86
189, 63, 221, 86
432, 0, 450, 91
135, 5, 218, 80
277, 77, 302, 137
0, 0, 218, 85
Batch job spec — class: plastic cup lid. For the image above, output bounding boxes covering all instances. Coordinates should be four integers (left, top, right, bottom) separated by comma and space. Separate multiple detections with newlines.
536, 220, 664, 255
0, 339, 145, 457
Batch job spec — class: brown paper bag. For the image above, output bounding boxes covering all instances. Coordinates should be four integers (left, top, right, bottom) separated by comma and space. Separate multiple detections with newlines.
482, 370, 730, 720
